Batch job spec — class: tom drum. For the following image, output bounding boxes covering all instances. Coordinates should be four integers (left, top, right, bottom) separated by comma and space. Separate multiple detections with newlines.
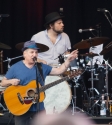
0, 75, 6, 91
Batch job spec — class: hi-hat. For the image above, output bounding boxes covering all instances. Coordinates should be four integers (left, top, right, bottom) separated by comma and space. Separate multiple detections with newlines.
100, 41, 112, 55
15, 42, 49, 52
74, 37, 109, 49
80, 52, 98, 57
0, 42, 11, 49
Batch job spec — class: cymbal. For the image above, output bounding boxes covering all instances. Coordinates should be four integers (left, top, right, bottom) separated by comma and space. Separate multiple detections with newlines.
0, 42, 11, 49
100, 41, 112, 55
80, 52, 98, 57
74, 37, 109, 49
15, 42, 49, 52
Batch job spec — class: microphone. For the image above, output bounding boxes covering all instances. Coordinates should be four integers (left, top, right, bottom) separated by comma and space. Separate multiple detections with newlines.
79, 28, 95, 33
97, 8, 108, 12
0, 14, 10, 18
59, 8, 64, 16
33, 57, 37, 62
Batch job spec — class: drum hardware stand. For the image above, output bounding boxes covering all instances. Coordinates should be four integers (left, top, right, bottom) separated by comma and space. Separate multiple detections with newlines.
88, 92, 110, 116
88, 94, 102, 115
0, 92, 8, 115
99, 55, 112, 114
3, 55, 23, 70
88, 57, 99, 104
71, 76, 94, 116
71, 81, 84, 115
77, 74, 93, 115
0, 103, 7, 112
54, 50, 69, 65
66, 65, 83, 115
58, 54, 64, 64
87, 38, 100, 115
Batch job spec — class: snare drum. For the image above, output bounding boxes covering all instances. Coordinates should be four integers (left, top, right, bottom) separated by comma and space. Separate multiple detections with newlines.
0, 74, 4, 82
44, 75, 72, 114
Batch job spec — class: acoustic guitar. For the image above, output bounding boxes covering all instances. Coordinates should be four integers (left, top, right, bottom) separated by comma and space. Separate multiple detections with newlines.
3, 69, 83, 116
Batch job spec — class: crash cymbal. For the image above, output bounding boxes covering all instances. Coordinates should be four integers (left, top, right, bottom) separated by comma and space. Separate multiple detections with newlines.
15, 42, 49, 52
74, 37, 109, 49
0, 42, 11, 49
80, 52, 98, 57
100, 41, 112, 55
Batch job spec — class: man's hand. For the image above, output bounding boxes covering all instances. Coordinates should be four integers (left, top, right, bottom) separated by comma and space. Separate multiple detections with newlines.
11, 79, 20, 86
67, 49, 78, 62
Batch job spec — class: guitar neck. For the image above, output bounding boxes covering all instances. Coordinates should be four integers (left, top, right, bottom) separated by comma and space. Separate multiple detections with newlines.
39, 76, 69, 92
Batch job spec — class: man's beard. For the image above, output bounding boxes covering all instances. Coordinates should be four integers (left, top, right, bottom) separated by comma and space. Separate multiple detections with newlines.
52, 27, 64, 34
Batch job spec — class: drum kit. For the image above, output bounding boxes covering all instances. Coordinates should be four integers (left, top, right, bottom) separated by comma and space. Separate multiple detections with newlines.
0, 37, 112, 116
73, 37, 112, 116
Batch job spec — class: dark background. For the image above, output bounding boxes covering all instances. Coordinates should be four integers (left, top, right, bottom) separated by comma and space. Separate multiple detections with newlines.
0, 0, 112, 72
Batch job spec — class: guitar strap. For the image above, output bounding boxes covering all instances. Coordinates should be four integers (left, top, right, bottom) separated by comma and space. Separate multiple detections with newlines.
37, 62, 44, 82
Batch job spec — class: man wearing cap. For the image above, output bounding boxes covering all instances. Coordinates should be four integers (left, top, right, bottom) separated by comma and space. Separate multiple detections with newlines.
31, 12, 71, 67
1, 41, 78, 125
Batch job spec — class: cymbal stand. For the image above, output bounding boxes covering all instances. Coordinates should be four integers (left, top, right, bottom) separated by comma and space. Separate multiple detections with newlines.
103, 59, 111, 112
105, 61, 109, 111
99, 55, 112, 111
89, 57, 94, 99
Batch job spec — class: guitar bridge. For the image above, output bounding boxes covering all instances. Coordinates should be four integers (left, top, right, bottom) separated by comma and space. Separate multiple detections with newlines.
24, 97, 34, 104
17, 93, 24, 104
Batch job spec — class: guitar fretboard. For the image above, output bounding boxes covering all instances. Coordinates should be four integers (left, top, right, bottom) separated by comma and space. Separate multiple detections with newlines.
39, 76, 69, 92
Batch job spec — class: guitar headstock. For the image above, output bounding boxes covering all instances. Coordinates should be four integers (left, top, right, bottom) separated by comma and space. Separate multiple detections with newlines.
67, 68, 84, 79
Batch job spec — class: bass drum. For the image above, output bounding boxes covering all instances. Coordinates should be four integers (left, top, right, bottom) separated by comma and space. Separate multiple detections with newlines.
44, 75, 72, 114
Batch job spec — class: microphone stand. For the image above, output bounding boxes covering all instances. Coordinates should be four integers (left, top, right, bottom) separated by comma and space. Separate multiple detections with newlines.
33, 58, 40, 114
104, 12, 112, 28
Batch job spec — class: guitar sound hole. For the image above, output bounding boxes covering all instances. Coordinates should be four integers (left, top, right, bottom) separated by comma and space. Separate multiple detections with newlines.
27, 90, 35, 97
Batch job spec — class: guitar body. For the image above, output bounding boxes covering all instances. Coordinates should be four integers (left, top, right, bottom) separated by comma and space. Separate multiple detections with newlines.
4, 80, 45, 116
